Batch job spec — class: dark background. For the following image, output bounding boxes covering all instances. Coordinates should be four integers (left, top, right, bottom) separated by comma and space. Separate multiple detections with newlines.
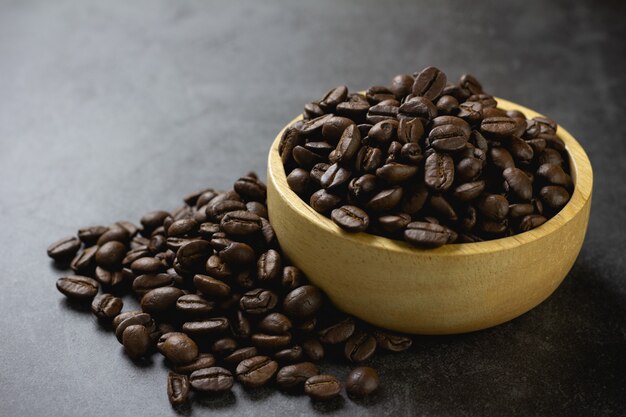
1, 1, 624, 416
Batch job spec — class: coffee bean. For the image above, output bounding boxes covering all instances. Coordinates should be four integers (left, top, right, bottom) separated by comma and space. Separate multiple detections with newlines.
302, 339, 325, 362
251, 333, 292, 350
236, 356, 278, 388
258, 312, 292, 335
453, 181, 485, 201
122, 324, 151, 360
318, 317, 355, 344
366, 187, 403, 212
478, 194, 510, 221
91, 293, 123, 320
344, 331, 376, 362
234, 176, 267, 202
399, 96, 436, 120
219, 241, 256, 265
283, 285, 322, 319
193, 274, 231, 299
212, 338, 238, 356
130, 257, 163, 275
354, 146, 383, 173
346, 367, 379, 397
274, 346, 304, 363
174, 353, 216, 374
503, 167, 533, 201
375, 162, 418, 184
47, 236, 81, 261
166, 218, 198, 238
286, 168, 311, 195
141, 287, 185, 314
158, 333, 198, 365
490, 147, 515, 171
424, 153, 454, 191
56, 276, 99, 300
95, 241, 126, 269
480, 116, 517, 139
319, 85, 348, 111
540, 185, 570, 209
190, 367, 234, 393
276, 362, 320, 389
182, 318, 230, 336
132, 273, 173, 297
321, 116, 354, 144
115, 313, 153, 343
166, 372, 189, 406
309, 189, 341, 214
304, 374, 341, 400
404, 221, 452, 248
373, 331, 413, 352
519, 214, 548, 232
175, 294, 214, 316
412, 66, 447, 100
332, 124, 361, 164
77, 225, 109, 246
94, 267, 126, 286
377, 213, 412, 233
507, 135, 534, 162
428, 124, 468, 152
281, 266, 302, 290
321, 163, 352, 191
231, 310, 251, 339
331, 205, 370, 232
536, 163, 570, 187
240, 288, 278, 315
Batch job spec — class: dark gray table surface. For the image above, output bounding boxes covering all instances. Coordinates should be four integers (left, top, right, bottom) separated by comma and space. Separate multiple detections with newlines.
1, 1, 624, 416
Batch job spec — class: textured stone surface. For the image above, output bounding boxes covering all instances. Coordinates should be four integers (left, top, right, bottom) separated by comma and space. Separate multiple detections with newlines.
0, 1, 624, 416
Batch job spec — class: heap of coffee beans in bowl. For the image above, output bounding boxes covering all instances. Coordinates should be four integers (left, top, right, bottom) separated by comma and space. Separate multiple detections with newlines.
280, 67, 573, 248
48, 174, 410, 408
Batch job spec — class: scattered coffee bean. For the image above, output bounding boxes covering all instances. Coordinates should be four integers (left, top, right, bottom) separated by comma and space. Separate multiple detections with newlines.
56, 276, 99, 300
304, 374, 341, 401
236, 356, 279, 388
190, 367, 234, 393
47, 236, 81, 261
91, 293, 123, 320
123, 324, 151, 360
345, 367, 380, 397
276, 362, 320, 389
167, 372, 190, 406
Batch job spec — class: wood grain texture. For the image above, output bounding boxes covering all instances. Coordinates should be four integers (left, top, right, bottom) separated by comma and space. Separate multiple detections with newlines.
267, 98, 593, 334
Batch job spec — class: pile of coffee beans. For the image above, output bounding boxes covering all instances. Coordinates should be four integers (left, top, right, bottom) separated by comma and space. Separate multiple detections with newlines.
48, 174, 411, 407
280, 67, 573, 247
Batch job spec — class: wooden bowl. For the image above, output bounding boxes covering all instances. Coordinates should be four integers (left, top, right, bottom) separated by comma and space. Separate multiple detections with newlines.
266, 98, 593, 334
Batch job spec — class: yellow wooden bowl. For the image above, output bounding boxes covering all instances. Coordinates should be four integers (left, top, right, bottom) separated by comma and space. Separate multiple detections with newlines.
266, 98, 592, 335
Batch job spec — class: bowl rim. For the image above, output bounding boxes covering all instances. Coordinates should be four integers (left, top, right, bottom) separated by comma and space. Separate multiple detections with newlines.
267, 97, 593, 257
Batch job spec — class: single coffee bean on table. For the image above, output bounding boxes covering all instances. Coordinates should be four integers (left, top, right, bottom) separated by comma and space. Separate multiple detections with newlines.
281, 67, 573, 248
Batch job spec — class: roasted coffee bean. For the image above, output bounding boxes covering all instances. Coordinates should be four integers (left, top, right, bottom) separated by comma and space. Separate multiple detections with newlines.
223, 347, 257, 365
456, 157, 482, 182
95, 241, 126, 269
167, 218, 198, 238
236, 356, 279, 388
507, 135, 534, 162
412, 66, 447, 100
304, 375, 341, 400
457, 101, 483, 124
375, 162, 418, 184
346, 367, 379, 397
480, 116, 517, 139
399, 142, 423, 165
91, 293, 123, 320
240, 288, 278, 315
167, 372, 189, 406
509, 203, 535, 219
404, 221, 452, 248
453, 181, 485, 201
130, 257, 163, 275
94, 267, 126, 287
122, 324, 151, 360
219, 241, 256, 265
304, 102, 324, 120
318, 317, 355, 344
400, 184, 429, 214
366, 86, 394, 104
366, 187, 403, 212
182, 318, 229, 336
344, 331, 377, 362
274, 345, 304, 363
354, 146, 383, 173
206, 199, 247, 222
283, 285, 322, 319
251, 333, 292, 350
309, 189, 341, 213
436, 95, 459, 115
373, 331, 413, 352
172, 353, 216, 375
319, 85, 348, 111
141, 287, 185, 314
480, 219, 508, 234
113, 310, 142, 330
321, 116, 354, 144
537, 163, 570, 187
368, 120, 397, 145
190, 367, 234, 393
286, 168, 311, 195
302, 338, 325, 362
212, 338, 238, 356
377, 213, 412, 233
276, 362, 320, 389
175, 240, 211, 271
96, 227, 130, 246
519, 214, 548, 232
424, 153, 454, 191
77, 225, 109, 246
539, 148, 564, 166
148, 234, 167, 254
428, 194, 457, 221
293, 145, 322, 169
348, 174, 378, 200
115, 313, 153, 343
540, 185, 570, 209
158, 333, 198, 365
503, 167, 533, 201
204, 255, 231, 279
490, 147, 515, 171
56, 275, 99, 300
399, 96, 436, 120
193, 274, 231, 299
321, 163, 352, 191
478, 194, 510, 221
428, 124, 468, 152
257, 249, 282, 282
234, 176, 266, 202
397, 117, 424, 144
390, 74, 414, 98
132, 273, 173, 297
331, 205, 370, 232
281, 266, 302, 290
47, 236, 81, 261
332, 124, 361, 164
176, 294, 214, 316
257, 313, 292, 335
